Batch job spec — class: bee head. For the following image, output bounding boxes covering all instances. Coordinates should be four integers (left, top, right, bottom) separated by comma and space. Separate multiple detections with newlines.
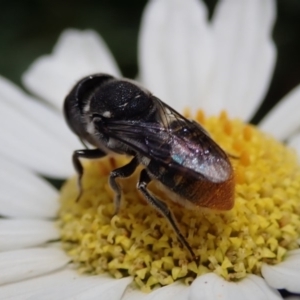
63, 73, 114, 137
64, 74, 156, 145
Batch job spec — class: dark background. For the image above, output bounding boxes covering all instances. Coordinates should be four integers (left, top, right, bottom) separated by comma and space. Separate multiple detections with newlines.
0, 0, 299, 124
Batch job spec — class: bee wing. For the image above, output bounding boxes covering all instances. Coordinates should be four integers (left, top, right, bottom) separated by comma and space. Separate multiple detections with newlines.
105, 121, 172, 160
106, 99, 232, 183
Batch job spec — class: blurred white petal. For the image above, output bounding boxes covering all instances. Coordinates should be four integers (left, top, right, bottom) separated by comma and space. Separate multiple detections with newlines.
208, 0, 276, 120
262, 249, 300, 294
122, 282, 189, 300
0, 76, 79, 178
121, 286, 147, 300
139, 0, 214, 113
23, 29, 121, 110
0, 219, 58, 251
288, 133, 300, 158
0, 157, 58, 219
189, 273, 281, 300
0, 248, 70, 285
259, 84, 300, 140
0, 268, 80, 300
29, 275, 132, 300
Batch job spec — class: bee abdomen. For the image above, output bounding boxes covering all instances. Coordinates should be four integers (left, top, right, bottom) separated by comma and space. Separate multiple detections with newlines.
146, 159, 235, 211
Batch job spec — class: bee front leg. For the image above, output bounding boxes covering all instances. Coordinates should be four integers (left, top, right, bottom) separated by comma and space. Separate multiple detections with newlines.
137, 169, 196, 260
72, 149, 106, 202
109, 156, 139, 215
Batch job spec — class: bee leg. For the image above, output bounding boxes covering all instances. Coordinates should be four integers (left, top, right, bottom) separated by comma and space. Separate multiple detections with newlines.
79, 138, 89, 149
137, 169, 196, 260
72, 149, 106, 202
227, 153, 239, 159
109, 156, 139, 215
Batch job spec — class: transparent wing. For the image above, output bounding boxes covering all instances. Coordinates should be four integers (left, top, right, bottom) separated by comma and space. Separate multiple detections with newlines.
105, 97, 232, 182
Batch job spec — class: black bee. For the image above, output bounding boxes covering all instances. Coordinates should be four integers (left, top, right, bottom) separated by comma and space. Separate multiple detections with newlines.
64, 74, 235, 259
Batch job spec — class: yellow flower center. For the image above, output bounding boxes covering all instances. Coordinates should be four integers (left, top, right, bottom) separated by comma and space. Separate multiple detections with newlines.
58, 110, 300, 292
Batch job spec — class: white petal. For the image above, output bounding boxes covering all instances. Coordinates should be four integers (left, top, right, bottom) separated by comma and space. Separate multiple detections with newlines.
23, 29, 121, 110
29, 275, 132, 300
262, 249, 300, 294
0, 268, 80, 300
0, 247, 70, 285
0, 219, 58, 251
288, 133, 300, 159
0, 76, 80, 178
0, 157, 58, 219
208, 0, 276, 120
139, 0, 214, 113
259, 84, 300, 140
189, 273, 281, 300
121, 286, 148, 300
122, 282, 189, 300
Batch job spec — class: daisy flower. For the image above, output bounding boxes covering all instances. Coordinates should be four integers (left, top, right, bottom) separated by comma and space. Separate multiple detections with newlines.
1, 0, 300, 299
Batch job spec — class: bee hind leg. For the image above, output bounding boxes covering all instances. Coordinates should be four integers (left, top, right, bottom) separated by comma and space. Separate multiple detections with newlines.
72, 149, 106, 202
109, 156, 139, 215
137, 169, 196, 260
